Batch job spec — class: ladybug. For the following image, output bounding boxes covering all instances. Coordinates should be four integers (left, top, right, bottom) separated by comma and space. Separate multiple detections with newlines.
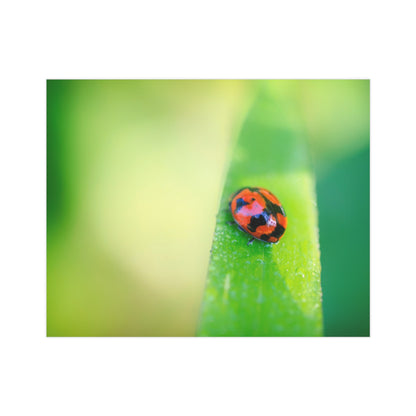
229, 187, 287, 244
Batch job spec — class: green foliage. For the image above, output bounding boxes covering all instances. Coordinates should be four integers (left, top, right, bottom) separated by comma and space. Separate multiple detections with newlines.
317, 147, 370, 336
47, 80, 368, 337
198, 84, 323, 336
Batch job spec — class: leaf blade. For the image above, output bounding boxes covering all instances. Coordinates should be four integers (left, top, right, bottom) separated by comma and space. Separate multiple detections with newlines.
198, 85, 323, 336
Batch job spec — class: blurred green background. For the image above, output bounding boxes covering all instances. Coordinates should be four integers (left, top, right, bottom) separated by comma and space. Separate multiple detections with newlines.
47, 80, 369, 336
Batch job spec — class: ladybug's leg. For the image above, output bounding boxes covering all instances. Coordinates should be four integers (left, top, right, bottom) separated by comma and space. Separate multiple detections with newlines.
247, 238, 255, 246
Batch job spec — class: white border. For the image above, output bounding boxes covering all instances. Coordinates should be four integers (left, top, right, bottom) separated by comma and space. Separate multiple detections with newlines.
1, 1, 415, 415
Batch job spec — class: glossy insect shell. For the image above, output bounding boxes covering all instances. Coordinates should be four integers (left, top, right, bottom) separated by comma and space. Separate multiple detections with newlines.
229, 187, 287, 243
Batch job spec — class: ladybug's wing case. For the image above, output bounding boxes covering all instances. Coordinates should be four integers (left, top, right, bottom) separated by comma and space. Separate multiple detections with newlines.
257, 188, 287, 232
256, 188, 287, 242
230, 187, 287, 243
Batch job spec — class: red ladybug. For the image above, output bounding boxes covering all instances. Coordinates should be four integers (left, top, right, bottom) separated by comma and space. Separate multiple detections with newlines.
229, 187, 287, 244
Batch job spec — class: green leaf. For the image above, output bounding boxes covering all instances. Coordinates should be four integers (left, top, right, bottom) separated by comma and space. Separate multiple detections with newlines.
197, 83, 323, 336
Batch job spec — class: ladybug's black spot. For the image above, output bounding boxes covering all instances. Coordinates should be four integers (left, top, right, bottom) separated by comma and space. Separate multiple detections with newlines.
270, 223, 286, 239
273, 203, 285, 216
235, 198, 249, 213
258, 190, 285, 217
259, 223, 286, 243
247, 212, 267, 232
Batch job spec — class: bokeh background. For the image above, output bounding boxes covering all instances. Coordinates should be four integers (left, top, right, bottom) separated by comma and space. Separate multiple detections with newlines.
47, 80, 369, 336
